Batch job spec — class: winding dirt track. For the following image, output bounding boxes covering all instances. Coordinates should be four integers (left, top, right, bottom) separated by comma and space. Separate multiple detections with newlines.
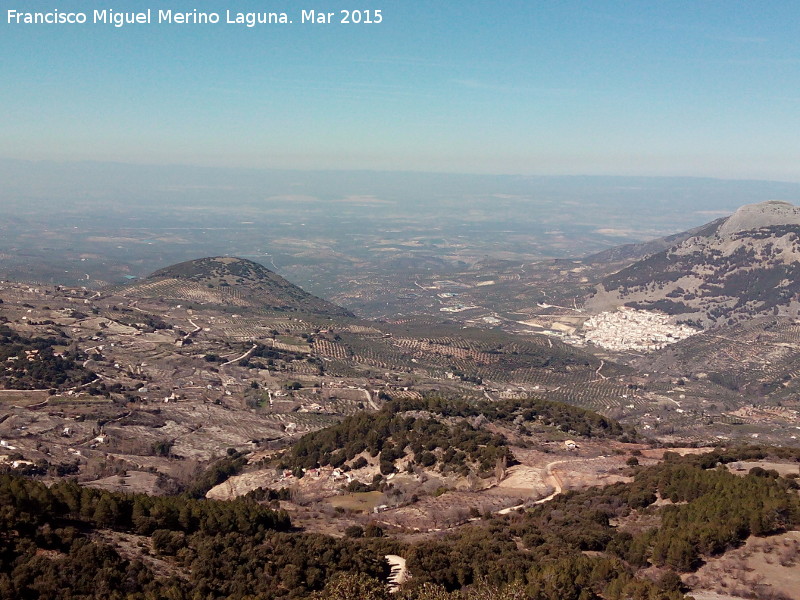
222, 343, 258, 366
497, 459, 564, 514
497, 455, 612, 514
384, 455, 606, 589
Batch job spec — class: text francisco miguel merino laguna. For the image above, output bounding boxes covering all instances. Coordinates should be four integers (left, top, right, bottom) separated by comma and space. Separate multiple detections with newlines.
6, 7, 384, 27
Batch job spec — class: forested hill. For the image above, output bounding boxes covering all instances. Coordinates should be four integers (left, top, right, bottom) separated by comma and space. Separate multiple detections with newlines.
398, 446, 800, 599
0, 475, 387, 600
282, 396, 632, 476
2, 447, 798, 599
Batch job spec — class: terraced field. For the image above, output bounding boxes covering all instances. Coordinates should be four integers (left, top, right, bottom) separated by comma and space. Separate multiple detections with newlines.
118, 279, 253, 307
636, 316, 800, 402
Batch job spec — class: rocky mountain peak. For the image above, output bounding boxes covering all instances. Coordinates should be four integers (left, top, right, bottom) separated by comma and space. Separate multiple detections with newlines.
716, 200, 800, 237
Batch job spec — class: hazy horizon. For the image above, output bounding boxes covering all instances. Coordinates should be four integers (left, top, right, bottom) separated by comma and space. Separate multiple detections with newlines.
2, 156, 799, 298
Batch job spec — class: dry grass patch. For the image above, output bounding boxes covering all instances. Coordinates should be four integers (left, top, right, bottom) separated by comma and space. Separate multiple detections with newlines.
326, 491, 384, 512
685, 531, 800, 600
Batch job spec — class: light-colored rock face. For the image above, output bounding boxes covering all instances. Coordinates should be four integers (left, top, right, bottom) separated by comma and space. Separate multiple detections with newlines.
717, 201, 800, 238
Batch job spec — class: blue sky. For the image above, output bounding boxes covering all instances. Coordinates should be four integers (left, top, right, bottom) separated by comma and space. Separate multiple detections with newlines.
1, 0, 799, 180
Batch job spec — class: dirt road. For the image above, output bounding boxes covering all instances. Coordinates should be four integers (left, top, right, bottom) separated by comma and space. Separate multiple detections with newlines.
497, 459, 564, 514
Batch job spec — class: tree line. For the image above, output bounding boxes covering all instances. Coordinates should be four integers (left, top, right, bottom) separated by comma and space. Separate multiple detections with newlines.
0, 474, 388, 599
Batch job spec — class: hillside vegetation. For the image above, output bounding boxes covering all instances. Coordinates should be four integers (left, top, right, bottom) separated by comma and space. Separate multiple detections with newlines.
3, 448, 798, 599
0, 325, 95, 390
0, 474, 386, 600
282, 396, 631, 477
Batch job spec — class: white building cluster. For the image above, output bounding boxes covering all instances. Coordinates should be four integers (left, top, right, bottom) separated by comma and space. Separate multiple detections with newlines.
582, 307, 698, 352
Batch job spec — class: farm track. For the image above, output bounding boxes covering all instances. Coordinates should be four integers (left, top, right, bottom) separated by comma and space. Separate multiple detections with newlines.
496, 455, 615, 514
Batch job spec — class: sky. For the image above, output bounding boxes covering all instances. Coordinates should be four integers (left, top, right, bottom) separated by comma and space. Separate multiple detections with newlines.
1, 0, 799, 180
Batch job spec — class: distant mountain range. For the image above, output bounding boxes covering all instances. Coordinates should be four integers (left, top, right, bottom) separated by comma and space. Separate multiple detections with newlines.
586, 201, 800, 326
